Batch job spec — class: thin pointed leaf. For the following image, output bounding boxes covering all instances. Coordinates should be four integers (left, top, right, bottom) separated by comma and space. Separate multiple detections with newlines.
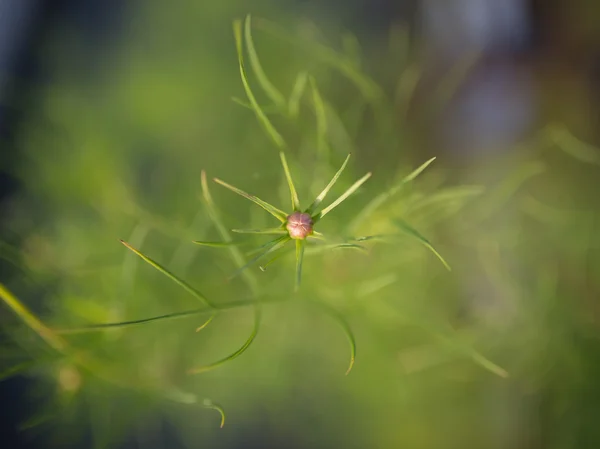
196, 313, 216, 332
244, 15, 286, 109
188, 307, 262, 375
120, 241, 215, 307
259, 247, 294, 271
231, 97, 279, 114
0, 282, 68, 353
305, 243, 367, 255
308, 231, 326, 240
233, 19, 286, 150
0, 360, 41, 382
309, 76, 328, 153
213, 178, 288, 222
306, 154, 351, 214
229, 236, 290, 280
393, 220, 451, 271
279, 151, 301, 211
245, 234, 289, 257
192, 240, 245, 247
201, 171, 258, 293
203, 399, 226, 428
352, 235, 389, 242
347, 157, 436, 233
288, 71, 308, 118
254, 17, 382, 103
232, 228, 287, 235
401, 157, 437, 183
318, 171, 372, 219
55, 308, 210, 335
295, 240, 305, 292
309, 301, 356, 375
470, 351, 509, 378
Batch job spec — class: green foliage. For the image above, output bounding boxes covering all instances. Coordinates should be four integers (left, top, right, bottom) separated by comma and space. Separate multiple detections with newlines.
1, 5, 600, 449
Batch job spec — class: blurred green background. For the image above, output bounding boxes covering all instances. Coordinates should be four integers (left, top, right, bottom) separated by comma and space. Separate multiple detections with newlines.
2, 0, 600, 448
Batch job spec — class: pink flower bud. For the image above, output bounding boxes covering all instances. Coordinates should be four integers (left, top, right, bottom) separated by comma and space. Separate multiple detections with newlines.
286, 212, 313, 240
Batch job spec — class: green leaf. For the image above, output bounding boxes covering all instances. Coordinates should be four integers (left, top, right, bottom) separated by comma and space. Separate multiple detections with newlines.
317, 171, 372, 219
347, 157, 436, 233
213, 177, 288, 222
254, 17, 382, 103
309, 230, 326, 240
309, 301, 356, 375
400, 157, 437, 183
548, 124, 600, 165
259, 247, 294, 271
0, 282, 68, 353
203, 399, 226, 428
244, 15, 287, 110
231, 228, 287, 235
309, 75, 328, 155
229, 236, 291, 280
305, 243, 367, 255
55, 308, 211, 335
192, 241, 244, 247
188, 307, 262, 375
201, 171, 258, 293
231, 96, 279, 114
295, 240, 305, 292
306, 154, 351, 214
393, 220, 451, 271
279, 151, 301, 211
0, 360, 40, 382
120, 240, 215, 307
195, 313, 216, 332
288, 71, 308, 118
233, 19, 286, 150
352, 235, 389, 242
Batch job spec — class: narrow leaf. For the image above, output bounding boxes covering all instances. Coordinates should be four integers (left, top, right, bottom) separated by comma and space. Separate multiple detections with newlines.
188, 307, 262, 375
192, 241, 244, 247
214, 178, 288, 222
232, 228, 287, 235
0, 360, 41, 382
233, 19, 286, 150
347, 157, 436, 233
55, 308, 210, 335
305, 243, 367, 255
244, 15, 286, 109
203, 399, 226, 428
310, 301, 356, 375
401, 157, 436, 183
0, 282, 68, 353
393, 220, 451, 271
470, 351, 509, 378
231, 96, 279, 114
318, 171, 372, 219
306, 154, 351, 214
295, 240, 305, 292
120, 240, 215, 307
254, 17, 382, 102
352, 235, 389, 242
196, 313, 216, 332
309, 76, 328, 147
229, 236, 290, 280
259, 247, 294, 271
201, 171, 258, 293
279, 151, 301, 211
308, 231, 326, 240
288, 71, 308, 118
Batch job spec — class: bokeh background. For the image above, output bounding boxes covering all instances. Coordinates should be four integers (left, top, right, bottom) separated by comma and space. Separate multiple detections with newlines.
2, 0, 600, 448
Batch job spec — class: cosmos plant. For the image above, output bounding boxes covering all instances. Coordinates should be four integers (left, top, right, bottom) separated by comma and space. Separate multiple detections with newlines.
0, 14, 478, 432
196, 151, 371, 291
